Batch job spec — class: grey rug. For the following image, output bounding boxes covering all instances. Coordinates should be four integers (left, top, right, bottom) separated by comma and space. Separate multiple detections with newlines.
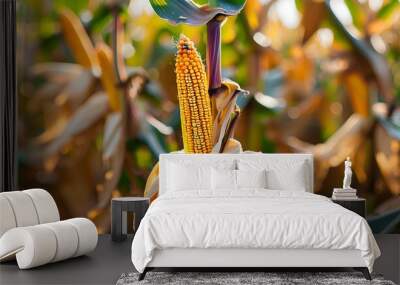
117, 272, 395, 285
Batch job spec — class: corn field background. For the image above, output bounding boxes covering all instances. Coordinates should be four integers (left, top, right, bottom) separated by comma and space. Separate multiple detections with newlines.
17, 0, 400, 233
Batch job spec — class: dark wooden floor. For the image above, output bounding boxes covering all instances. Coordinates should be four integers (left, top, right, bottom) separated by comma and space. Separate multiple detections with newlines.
0, 234, 399, 285
0, 235, 134, 285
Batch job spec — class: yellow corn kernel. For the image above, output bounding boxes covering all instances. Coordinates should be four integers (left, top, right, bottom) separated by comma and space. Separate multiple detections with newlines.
175, 35, 213, 153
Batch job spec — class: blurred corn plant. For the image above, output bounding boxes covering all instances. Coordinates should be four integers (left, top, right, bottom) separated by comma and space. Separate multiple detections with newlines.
230, 0, 400, 232
18, 0, 400, 233
19, 1, 177, 232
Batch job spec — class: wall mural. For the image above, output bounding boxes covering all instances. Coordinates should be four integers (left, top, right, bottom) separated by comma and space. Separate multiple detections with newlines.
17, 0, 399, 233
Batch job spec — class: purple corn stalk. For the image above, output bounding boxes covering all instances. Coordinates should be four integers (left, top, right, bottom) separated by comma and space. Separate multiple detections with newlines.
206, 15, 225, 91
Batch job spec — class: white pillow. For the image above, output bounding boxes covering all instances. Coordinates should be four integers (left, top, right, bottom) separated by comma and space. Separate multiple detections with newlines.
266, 164, 307, 191
238, 159, 308, 191
167, 162, 211, 191
212, 168, 236, 190
236, 169, 267, 189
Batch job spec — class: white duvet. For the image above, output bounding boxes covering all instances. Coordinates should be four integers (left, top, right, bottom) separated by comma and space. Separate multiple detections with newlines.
131, 190, 380, 273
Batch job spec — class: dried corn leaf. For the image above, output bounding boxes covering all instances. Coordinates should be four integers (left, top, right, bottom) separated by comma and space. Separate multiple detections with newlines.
56, 69, 95, 107
326, 1, 394, 106
59, 8, 99, 71
254, 92, 285, 111
223, 138, 243, 154
287, 114, 372, 190
286, 93, 323, 119
103, 112, 123, 161
31, 62, 84, 79
96, 43, 121, 112
97, 114, 125, 209
34, 116, 68, 145
150, 192, 159, 204
220, 107, 240, 152
146, 115, 173, 136
343, 73, 370, 117
301, 0, 326, 44
143, 150, 185, 203
34, 69, 94, 108
36, 81, 68, 100
352, 140, 370, 184
127, 73, 147, 101
374, 123, 400, 195
317, 114, 371, 165
286, 135, 329, 191
213, 81, 238, 112
140, 118, 167, 157
144, 162, 159, 198
212, 80, 246, 153
40, 92, 109, 159
126, 75, 147, 137
284, 47, 314, 92
124, 73, 164, 156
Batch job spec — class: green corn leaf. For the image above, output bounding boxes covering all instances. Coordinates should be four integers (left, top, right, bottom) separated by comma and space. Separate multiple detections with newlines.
376, 0, 400, 19
87, 4, 112, 34
149, 0, 246, 25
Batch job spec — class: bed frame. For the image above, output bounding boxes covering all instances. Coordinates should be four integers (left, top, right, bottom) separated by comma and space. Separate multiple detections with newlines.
139, 154, 372, 281
139, 248, 371, 280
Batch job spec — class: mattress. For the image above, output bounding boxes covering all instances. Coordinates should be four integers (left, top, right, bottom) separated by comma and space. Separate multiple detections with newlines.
131, 190, 380, 273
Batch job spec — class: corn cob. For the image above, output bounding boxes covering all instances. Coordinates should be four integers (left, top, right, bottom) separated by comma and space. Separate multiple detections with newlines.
175, 35, 213, 153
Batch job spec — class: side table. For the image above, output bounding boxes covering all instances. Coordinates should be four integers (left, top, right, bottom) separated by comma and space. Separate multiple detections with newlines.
111, 197, 149, 242
331, 198, 366, 218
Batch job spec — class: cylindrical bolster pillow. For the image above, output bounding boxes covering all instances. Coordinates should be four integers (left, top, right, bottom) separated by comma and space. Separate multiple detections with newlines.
0, 189, 60, 237
0, 218, 97, 269
0, 226, 57, 268
23, 189, 60, 224
42, 221, 79, 262
0, 196, 17, 237
0, 191, 39, 228
65, 218, 98, 257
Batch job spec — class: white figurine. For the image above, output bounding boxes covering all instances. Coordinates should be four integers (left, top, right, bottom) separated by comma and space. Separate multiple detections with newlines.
343, 157, 353, 189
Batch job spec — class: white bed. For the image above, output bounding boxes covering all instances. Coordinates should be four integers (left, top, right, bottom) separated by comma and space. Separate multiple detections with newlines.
131, 154, 380, 280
